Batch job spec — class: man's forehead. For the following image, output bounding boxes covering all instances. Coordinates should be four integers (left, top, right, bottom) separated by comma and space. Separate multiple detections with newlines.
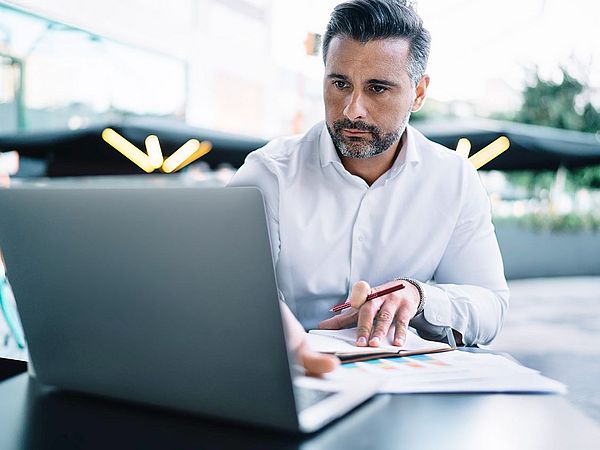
325, 36, 411, 81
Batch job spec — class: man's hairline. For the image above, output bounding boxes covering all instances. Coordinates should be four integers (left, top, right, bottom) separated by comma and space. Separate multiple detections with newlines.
323, 36, 422, 89
323, 33, 427, 89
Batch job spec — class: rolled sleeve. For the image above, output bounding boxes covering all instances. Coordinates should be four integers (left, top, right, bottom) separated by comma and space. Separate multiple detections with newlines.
413, 163, 509, 346
227, 152, 281, 265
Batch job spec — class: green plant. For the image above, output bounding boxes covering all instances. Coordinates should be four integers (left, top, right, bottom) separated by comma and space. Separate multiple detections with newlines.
514, 66, 600, 133
494, 212, 600, 233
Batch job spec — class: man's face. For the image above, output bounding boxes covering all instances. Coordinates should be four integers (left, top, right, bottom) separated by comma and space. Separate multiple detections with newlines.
323, 37, 426, 159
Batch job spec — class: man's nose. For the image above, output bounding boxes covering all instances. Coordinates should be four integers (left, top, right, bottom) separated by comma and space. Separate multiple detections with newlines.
343, 91, 368, 121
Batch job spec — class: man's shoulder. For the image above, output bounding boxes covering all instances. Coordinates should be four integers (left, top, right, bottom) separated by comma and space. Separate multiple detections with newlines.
248, 122, 323, 167
409, 125, 461, 161
409, 125, 470, 173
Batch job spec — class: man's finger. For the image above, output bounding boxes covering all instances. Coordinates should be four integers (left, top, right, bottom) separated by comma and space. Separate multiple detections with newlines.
369, 300, 398, 346
393, 308, 413, 347
348, 281, 371, 310
319, 309, 358, 329
355, 298, 382, 346
298, 342, 340, 375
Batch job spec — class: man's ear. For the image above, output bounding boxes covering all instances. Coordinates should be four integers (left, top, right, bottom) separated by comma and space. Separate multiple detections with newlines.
411, 74, 430, 112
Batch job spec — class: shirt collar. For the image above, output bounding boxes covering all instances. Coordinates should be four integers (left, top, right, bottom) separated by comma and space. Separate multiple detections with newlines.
319, 122, 421, 171
387, 125, 421, 179
319, 122, 341, 168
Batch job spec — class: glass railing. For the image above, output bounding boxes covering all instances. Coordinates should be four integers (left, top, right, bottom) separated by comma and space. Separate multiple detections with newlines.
0, 3, 187, 135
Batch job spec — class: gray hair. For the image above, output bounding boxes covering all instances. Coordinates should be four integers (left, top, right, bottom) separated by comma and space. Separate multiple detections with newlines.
322, 0, 431, 87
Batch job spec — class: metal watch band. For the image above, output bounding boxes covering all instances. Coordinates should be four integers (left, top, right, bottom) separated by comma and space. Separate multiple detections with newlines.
394, 277, 425, 316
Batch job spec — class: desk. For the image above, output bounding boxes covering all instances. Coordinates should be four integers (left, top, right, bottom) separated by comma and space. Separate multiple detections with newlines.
1, 358, 599, 450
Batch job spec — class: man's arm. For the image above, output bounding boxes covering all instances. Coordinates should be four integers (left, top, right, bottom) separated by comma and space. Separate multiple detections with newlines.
415, 162, 509, 345
320, 162, 509, 347
228, 153, 281, 266
229, 155, 339, 374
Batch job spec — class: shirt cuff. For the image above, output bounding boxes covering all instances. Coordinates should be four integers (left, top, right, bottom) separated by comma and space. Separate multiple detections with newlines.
420, 282, 452, 327
406, 282, 452, 343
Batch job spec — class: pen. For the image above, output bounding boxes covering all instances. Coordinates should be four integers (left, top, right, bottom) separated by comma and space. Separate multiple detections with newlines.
329, 282, 405, 313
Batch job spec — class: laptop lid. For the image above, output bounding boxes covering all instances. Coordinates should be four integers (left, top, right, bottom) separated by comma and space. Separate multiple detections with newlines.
0, 185, 305, 430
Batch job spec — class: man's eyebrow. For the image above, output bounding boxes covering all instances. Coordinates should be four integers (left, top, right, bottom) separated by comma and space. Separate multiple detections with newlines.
366, 78, 399, 87
326, 74, 399, 88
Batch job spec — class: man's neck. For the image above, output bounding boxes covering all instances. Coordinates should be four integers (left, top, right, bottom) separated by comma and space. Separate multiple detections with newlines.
339, 135, 404, 186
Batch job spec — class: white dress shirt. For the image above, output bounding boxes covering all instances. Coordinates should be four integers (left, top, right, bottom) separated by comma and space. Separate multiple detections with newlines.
228, 121, 509, 345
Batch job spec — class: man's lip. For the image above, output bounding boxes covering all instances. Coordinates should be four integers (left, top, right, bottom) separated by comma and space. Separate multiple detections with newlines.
342, 128, 370, 135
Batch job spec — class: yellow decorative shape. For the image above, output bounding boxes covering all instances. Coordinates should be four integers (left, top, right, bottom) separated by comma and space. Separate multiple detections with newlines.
469, 136, 510, 170
145, 135, 164, 169
102, 129, 212, 174
102, 128, 154, 173
162, 139, 212, 173
173, 140, 212, 172
455, 138, 471, 158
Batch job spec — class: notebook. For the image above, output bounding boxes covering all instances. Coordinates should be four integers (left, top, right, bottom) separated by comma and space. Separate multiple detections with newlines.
307, 326, 454, 362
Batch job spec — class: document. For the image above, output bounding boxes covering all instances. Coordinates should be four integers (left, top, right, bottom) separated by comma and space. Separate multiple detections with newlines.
297, 349, 567, 395
307, 327, 453, 362
301, 327, 566, 394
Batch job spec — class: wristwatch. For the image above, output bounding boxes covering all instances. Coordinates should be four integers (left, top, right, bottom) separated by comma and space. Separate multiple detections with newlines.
394, 277, 426, 316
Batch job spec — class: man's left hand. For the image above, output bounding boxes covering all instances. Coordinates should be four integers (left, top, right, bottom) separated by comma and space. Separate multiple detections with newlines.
318, 280, 420, 347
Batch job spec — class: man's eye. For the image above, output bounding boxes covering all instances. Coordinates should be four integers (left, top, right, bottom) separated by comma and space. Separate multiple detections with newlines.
370, 85, 387, 94
333, 80, 348, 90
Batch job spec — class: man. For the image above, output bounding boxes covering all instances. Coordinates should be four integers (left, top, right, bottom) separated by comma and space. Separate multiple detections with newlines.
229, 0, 509, 373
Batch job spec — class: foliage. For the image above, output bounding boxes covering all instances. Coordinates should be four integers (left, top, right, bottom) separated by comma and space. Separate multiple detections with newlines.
503, 170, 555, 195
503, 166, 600, 194
494, 212, 600, 233
507, 66, 600, 190
570, 164, 600, 189
514, 67, 600, 133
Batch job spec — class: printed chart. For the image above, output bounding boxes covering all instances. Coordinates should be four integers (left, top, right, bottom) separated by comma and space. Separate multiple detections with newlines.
302, 351, 567, 394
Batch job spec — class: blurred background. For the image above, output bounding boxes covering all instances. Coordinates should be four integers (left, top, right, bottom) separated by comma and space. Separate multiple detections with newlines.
0, 0, 599, 423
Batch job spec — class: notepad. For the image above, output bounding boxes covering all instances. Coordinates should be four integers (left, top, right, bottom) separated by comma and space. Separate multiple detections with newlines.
307, 327, 453, 362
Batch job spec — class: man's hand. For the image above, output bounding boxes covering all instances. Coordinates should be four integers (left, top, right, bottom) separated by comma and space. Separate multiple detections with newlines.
296, 340, 340, 376
319, 280, 420, 347
280, 301, 340, 376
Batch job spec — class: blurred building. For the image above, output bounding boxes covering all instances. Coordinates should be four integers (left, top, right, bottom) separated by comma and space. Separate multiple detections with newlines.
0, 0, 341, 139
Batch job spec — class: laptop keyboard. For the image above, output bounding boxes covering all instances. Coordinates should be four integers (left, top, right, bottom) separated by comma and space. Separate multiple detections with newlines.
295, 387, 335, 412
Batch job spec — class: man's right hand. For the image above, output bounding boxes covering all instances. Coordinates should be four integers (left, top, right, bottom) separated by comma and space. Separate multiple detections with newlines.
280, 301, 340, 376
296, 340, 340, 376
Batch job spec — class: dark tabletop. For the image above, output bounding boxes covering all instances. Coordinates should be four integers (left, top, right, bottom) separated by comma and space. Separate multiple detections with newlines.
1, 358, 599, 450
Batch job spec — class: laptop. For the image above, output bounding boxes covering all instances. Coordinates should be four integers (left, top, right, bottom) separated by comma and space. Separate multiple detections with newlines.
0, 184, 378, 433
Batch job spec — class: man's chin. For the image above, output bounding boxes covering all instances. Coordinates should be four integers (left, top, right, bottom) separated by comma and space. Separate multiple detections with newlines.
339, 145, 377, 159
339, 137, 371, 153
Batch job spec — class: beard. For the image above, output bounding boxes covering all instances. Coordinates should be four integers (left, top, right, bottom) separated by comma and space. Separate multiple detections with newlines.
326, 110, 411, 159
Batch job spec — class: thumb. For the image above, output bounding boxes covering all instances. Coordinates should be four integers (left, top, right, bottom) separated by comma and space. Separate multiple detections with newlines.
349, 281, 371, 309
298, 341, 340, 375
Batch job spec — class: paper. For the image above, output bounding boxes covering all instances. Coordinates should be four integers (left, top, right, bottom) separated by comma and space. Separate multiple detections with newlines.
307, 327, 451, 355
298, 350, 566, 395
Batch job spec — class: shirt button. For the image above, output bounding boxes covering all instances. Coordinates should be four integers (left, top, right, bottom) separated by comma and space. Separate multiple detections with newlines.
358, 235, 365, 242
